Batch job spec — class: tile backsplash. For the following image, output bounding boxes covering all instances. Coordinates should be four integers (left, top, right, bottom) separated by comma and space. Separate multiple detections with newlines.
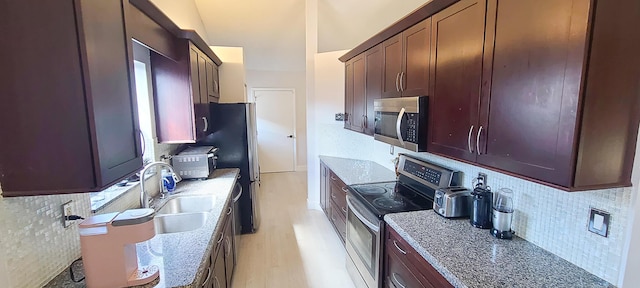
316, 122, 633, 285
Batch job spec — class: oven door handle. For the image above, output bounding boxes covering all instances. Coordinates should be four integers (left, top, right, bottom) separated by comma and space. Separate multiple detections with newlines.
347, 197, 380, 233
395, 107, 406, 147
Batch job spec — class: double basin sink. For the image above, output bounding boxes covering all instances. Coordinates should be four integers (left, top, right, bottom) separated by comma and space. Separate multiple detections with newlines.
153, 195, 217, 234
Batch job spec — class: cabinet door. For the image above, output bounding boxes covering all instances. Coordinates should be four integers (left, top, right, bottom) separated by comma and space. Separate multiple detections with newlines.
382, 34, 403, 98
206, 59, 220, 101
428, 0, 486, 162
345, 59, 354, 129
352, 54, 366, 132
198, 54, 211, 137
386, 251, 426, 288
223, 208, 235, 288
190, 48, 205, 137
365, 44, 383, 135
401, 18, 431, 97
197, 256, 214, 288
320, 164, 328, 214
477, 0, 590, 187
212, 243, 227, 288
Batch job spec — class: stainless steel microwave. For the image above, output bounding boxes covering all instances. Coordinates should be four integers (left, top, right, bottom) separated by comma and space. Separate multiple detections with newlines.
373, 96, 428, 152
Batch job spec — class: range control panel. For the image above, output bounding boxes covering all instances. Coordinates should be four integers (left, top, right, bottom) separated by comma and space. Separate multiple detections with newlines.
403, 160, 442, 186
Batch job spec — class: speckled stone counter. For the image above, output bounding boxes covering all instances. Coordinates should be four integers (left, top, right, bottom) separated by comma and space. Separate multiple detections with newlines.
385, 210, 613, 288
45, 169, 239, 288
319, 156, 397, 185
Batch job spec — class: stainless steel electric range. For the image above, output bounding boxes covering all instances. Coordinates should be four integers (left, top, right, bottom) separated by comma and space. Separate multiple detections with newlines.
345, 154, 461, 288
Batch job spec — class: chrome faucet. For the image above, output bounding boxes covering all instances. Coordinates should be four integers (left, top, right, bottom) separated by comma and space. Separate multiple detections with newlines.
139, 161, 181, 208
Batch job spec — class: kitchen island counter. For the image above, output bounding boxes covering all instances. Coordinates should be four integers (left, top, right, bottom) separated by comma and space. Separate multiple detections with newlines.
385, 210, 613, 288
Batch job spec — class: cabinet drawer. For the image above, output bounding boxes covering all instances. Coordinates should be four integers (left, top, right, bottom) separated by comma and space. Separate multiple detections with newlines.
329, 171, 348, 193
330, 199, 347, 243
330, 182, 348, 218
386, 249, 426, 288
386, 224, 453, 288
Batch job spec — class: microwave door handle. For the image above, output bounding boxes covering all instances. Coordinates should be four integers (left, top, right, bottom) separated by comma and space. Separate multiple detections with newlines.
396, 107, 406, 147
346, 197, 380, 232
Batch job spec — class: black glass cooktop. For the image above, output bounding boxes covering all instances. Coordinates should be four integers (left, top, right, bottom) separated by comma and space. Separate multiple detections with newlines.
348, 180, 434, 218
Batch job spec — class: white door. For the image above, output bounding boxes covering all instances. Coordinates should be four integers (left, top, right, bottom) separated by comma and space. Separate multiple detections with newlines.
254, 89, 296, 173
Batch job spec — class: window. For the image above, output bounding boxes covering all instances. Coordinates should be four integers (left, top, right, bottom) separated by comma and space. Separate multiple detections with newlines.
134, 60, 155, 163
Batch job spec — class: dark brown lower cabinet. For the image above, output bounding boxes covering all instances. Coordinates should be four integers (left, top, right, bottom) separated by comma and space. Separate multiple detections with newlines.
223, 206, 235, 287
385, 224, 453, 288
319, 162, 348, 245
199, 201, 236, 288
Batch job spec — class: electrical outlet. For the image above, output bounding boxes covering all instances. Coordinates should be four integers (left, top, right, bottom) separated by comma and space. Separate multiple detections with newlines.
588, 207, 610, 237
62, 200, 73, 228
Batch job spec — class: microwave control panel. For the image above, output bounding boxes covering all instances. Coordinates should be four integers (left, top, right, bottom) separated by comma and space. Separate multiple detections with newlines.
404, 113, 418, 143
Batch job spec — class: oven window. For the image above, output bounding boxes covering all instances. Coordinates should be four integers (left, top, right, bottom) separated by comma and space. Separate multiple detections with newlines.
375, 112, 399, 139
347, 209, 377, 276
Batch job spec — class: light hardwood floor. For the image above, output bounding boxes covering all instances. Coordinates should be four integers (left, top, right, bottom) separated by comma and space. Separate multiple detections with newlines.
232, 171, 355, 288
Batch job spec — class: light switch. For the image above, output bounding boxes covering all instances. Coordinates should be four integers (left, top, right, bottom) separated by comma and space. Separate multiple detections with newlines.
588, 208, 610, 237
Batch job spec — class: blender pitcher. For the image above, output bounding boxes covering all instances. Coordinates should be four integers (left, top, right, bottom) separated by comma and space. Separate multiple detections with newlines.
491, 188, 514, 239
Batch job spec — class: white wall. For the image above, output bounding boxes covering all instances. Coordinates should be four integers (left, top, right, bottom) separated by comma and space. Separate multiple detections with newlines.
317, 0, 429, 52
210, 46, 247, 103
621, 127, 640, 287
150, 0, 210, 43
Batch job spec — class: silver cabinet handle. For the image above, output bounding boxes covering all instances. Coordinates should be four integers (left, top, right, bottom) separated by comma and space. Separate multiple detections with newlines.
331, 193, 336, 199
341, 207, 347, 214
341, 187, 349, 193
202, 117, 208, 132
362, 115, 366, 129
201, 266, 212, 287
214, 276, 220, 288
363, 115, 367, 129
393, 240, 407, 255
392, 273, 407, 288
395, 73, 400, 92
225, 237, 231, 255
138, 130, 146, 156
233, 183, 243, 203
477, 125, 483, 155
467, 125, 475, 153
399, 72, 404, 92
396, 107, 406, 147
217, 233, 224, 244
330, 175, 337, 181
226, 207, 232, 215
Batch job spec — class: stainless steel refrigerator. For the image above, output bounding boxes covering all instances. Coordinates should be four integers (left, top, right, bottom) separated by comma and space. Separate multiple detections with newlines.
201, 102, 260, 234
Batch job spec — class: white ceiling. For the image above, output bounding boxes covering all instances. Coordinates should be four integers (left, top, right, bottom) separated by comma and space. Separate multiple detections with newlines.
194, 0, 306, 72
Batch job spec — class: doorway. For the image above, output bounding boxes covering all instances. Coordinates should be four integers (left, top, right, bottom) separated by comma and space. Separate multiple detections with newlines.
253, 88, 296, 173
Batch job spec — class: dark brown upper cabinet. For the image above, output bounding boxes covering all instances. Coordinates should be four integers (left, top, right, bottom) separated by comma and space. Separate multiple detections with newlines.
428, 0, 486, 163
382, 19, 432, 98
474, 0, 640, 189
0, 0, 143, 196
344, 54, 366, 133
152, 42, 217, 143
339, 0, 640, 190
206, 60, 221, 101
365, 44, 383, 135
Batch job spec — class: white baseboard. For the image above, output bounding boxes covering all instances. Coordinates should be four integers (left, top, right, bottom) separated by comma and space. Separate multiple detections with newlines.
296, 165, 308, 171
307, 199, 321, 210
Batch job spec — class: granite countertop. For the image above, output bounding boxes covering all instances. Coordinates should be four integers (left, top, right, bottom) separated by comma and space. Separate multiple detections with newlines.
45, 168, 240, 288
319, 155, 397, 185
384, 210, 613, 288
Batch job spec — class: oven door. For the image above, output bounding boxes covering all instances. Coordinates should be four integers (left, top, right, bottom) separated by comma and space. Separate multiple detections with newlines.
346, 195, 383, 288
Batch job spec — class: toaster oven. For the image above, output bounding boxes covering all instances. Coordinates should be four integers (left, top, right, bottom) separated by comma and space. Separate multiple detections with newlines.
171, 146, 218, 179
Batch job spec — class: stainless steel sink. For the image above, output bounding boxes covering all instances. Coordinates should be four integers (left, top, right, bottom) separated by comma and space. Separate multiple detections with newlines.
154, 212, 209, 234
156, 195, 216, 215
